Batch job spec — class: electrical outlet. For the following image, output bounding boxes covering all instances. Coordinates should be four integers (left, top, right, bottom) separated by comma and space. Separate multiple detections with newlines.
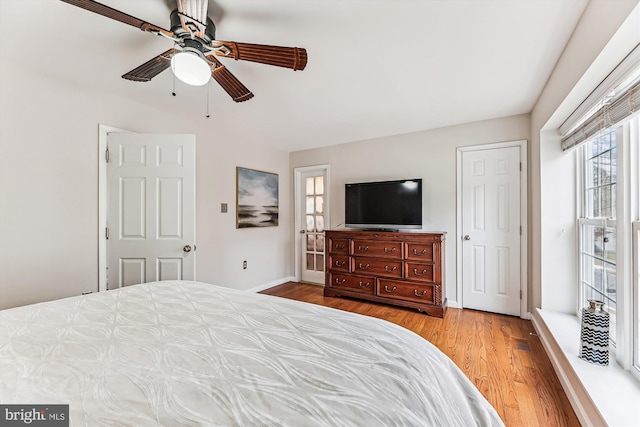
243, 260, 247, 269
221, 203, 228, 213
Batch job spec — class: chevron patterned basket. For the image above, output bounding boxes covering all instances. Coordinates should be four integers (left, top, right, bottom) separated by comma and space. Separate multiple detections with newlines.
579, 300, 610, 366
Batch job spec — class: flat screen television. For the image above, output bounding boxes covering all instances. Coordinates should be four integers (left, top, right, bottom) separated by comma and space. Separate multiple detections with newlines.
345, 179, 422, 230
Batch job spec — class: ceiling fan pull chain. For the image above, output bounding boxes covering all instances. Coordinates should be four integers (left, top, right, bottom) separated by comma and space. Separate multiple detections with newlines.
172, 72, 177, 97
206, 80, 211, 118
171, 43, 178, 96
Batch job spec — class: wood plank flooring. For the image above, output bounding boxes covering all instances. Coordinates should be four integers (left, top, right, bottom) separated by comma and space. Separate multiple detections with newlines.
261, 282, 580, 427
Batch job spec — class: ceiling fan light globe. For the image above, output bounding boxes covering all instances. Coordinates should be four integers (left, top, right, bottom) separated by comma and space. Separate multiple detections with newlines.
171, 52, 211, 86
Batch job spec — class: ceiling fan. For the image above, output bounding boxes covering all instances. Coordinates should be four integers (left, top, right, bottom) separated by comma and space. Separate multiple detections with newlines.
60, 0, 308, 102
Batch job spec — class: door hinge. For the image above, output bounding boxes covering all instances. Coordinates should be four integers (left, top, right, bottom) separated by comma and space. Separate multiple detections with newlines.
105, 227, 109, 240
519, 162, 522, 171
520, 290, 523, 299
520, 225, 522, 235
105, 148, 110, 163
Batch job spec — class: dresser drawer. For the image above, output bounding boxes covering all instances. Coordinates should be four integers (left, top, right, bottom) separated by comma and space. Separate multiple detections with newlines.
328, 238, 350, 254
353, 257, 403, 278
329, 254, 351, 272
352, 239, 403, 259
377, 279, 438, 305
328, 273, 375, 294
405, 242, 435, 262
405, 262, 434, 282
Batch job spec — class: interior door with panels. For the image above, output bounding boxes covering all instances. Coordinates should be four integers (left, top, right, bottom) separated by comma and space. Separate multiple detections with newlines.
107, 133, 196, 289
461, 146, 521, 316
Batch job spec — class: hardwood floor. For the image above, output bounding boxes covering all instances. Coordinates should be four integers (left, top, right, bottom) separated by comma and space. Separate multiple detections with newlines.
261, 282, 580, 427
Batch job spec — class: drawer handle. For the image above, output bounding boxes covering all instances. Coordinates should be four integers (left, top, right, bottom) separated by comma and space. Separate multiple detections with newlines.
357, 245, 369, 252
335, 260, 347, 267
383, 285, 397, 293
384, 265, 397, 272
384, 247, 397, 254
358, 263, 370, 270
413, 248, 427, 256
335, 244, 346, 250
413, 268, 428, 276
359, 281, 370, 288
335, 278, 346, 285
414, 289, 427, 297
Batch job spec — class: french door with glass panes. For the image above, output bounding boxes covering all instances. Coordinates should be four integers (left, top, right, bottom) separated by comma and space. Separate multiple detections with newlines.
298, 167, 329, 283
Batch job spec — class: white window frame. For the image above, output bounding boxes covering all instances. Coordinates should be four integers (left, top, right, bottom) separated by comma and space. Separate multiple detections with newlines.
577, 129, 619, 346
577, 114, 640, 378
630, 113, 640, 380
633, 220, 640, 379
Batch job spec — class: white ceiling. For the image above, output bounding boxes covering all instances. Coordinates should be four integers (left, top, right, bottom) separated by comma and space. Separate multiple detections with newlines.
2, 0, 588, 151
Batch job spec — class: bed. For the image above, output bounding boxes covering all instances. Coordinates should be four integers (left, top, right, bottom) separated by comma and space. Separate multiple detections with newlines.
0, 280, 504, 426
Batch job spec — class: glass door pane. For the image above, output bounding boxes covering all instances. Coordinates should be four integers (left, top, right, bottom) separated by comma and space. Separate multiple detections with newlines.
305, 178, 324, 272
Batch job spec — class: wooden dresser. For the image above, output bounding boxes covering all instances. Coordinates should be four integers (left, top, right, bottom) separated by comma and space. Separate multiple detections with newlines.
324, 230, 446, 317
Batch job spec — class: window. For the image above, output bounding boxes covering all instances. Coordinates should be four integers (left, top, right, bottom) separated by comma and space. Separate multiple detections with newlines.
579, 129, 618, 342
632, 116, 640, 378
579, 115, 639, 379
584, 131, 617, 219
634, 221, 640, 375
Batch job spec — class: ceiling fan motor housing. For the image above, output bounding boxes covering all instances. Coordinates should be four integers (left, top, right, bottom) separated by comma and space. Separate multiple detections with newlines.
169, 9, 216, 43
181, 38, 207, 55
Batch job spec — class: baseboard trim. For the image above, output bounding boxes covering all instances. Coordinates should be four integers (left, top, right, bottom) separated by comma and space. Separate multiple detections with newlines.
245, 276, 296, 293
446, 300, 459, 309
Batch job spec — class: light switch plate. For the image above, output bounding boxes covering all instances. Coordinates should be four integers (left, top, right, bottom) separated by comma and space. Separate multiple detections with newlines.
221, 203, 228, 213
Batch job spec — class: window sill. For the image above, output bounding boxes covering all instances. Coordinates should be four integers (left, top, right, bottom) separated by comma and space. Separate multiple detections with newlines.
533, 309, 640, 427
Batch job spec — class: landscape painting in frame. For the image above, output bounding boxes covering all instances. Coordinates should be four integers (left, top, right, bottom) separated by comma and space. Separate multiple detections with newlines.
236, 167, 279, 228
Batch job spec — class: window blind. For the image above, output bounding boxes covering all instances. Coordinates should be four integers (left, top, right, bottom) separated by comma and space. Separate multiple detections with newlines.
560, 44, 640, 151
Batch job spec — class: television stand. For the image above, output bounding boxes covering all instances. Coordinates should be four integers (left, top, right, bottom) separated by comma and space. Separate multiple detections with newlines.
324, 230, 446, 317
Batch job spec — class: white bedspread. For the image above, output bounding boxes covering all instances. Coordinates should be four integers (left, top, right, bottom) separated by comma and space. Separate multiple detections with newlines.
0, 281, 504, 426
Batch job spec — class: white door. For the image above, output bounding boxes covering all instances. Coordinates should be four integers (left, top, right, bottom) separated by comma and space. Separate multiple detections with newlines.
296, 166, 329, 284
461, 146, 521, 315
107, 133, 196, 289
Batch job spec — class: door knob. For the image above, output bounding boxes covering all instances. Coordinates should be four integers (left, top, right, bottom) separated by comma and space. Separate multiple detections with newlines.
464, 235, 471, 241
300, 230, 306, 234
183, 245, 192, 252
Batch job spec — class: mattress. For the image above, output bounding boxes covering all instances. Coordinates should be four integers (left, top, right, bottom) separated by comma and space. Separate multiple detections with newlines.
0, 280, 504, 426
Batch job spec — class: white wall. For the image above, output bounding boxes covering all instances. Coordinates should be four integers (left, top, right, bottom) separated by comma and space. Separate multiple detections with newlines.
0, 64, 292, 309
530, 0, 639, 312
290, 114, 530, 306
538, 131, 577, 311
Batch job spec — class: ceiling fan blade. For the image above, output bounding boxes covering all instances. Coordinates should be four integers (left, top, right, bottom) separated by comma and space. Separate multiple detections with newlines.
122, 49, 176, 82
207, 56, 254, 102
212, 41, 307, 71
60, 0, 172, 35
176, 0, 209, 39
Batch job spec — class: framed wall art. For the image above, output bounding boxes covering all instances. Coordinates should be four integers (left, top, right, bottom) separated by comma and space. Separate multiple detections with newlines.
236, 167, 279, 228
